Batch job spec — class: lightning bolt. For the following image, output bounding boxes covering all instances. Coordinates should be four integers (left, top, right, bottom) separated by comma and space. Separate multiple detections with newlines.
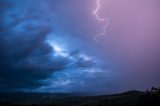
93, 0, 109, 42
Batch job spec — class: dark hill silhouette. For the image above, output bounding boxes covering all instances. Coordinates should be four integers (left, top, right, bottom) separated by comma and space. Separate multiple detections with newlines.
0, 87, 160, 106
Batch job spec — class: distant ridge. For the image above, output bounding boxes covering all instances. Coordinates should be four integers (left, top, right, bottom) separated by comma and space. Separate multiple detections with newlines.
0, 89, 159, 106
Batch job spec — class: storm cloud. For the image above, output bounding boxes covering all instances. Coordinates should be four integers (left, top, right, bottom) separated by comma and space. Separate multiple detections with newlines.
0, 0, 102, 92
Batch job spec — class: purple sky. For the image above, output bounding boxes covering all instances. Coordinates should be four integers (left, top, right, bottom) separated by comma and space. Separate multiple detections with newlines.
0, 0, 159, 94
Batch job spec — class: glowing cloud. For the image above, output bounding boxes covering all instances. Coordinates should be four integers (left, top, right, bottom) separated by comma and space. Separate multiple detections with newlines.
54, 45, 62, 52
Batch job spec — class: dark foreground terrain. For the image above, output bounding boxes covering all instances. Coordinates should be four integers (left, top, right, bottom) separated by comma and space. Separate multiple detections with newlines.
0, 88, 160, 106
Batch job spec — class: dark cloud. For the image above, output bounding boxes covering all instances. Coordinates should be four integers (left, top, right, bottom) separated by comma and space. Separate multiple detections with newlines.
0, 0, 11, 10
0, 1, 67, 92
0, 1, 98, 92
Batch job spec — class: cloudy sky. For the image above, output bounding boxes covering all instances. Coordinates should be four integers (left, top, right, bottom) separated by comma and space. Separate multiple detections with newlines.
0, 0, 159, 94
